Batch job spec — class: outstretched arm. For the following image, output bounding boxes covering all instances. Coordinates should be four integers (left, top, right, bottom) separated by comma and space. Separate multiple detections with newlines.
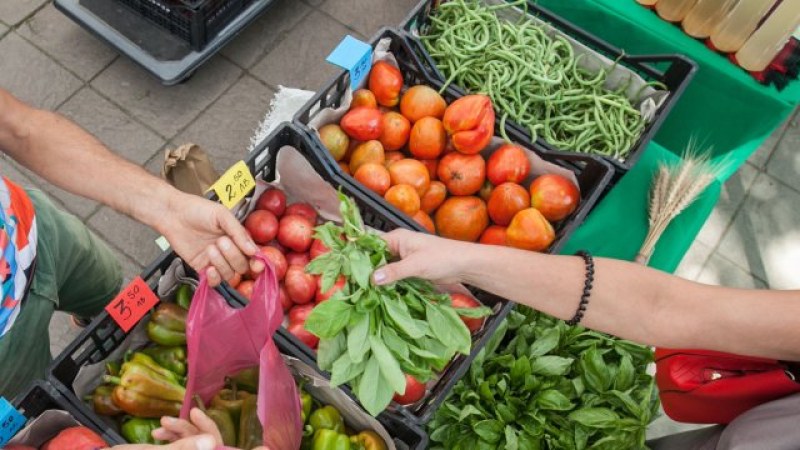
0, 88, 257, 285
373, 229, 800, 361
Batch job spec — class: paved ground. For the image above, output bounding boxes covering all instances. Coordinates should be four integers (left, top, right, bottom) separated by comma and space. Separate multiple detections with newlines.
0, 0, 796, 436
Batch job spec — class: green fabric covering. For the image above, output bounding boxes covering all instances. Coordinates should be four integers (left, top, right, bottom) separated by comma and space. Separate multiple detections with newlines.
563, 142, 721, 273
536, 0, 800, 181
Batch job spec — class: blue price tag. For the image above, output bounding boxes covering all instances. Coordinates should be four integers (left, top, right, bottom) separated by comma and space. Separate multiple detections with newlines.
0, 397, 25, 446
327, 35, 373, 89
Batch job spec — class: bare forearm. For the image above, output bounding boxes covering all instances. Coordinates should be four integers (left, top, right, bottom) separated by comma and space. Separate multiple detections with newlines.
0, 91, 178, 232
459, 245, 800, 360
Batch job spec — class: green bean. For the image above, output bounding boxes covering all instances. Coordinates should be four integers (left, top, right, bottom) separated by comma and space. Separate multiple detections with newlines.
421, 0, 648, 161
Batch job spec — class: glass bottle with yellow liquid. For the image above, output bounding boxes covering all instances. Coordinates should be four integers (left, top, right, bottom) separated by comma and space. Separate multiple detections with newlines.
655, 0, 699, 22
737, 2, 800, 72
710, 0, 776, 53
682, 0, 739, 39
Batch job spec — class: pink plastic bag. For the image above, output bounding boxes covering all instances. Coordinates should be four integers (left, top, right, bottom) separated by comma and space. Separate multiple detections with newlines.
180, 255, 302, 450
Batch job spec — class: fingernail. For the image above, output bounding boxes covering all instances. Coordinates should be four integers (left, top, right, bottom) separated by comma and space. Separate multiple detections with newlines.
163, 416, 177, 424
196, 436, 216, 450
373, 270, 386, 284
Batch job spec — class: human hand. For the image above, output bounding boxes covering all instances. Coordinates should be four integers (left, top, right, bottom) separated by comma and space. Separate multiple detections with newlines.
161, 193, 258, 286
107, 434, 216, 450
372, 229, 476, 286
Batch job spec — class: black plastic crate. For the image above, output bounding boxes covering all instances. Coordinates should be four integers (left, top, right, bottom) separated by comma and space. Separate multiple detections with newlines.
274, 333, 429, 450
293, 28, 614, 257
48, 245, 426, 447
401, 0, 697, 177
114, 0, 251, 51
12, 380, 116, 445
220, 122, 515, 424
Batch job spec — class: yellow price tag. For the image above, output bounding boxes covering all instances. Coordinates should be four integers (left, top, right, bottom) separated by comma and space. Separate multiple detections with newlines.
211, 160, 255, 209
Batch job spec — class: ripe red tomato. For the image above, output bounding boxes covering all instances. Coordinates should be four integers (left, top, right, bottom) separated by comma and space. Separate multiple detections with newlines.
340, 107, 383, 141
506, 208, 555, 252
285, 252, 310, 267
487, 144, 531, 186
354, 162, 391, 196
368, 61, 403, 107
285, 265, 317, 304
450, 293, 485, 333
438, 153, 486, 196
255, 188, 287, 217
285, 203, 318, 223
279, 283, 292, 312
400, 85, 447, 122
315, 275, 346, 303
287, 321, 319, 349
244, 210, 279, 245
487, 182, 530, 226
265, 240, 286, 254
392, 374, 426, 405
289, 304, 314, 324
235, 280, 255, 300
479, 225, 507, 246
412, 210, 436, 234
529, 174, 580, 222
380, 112, 411, 151
258, 246, 288, 280
40, 426, 107, 450
434, 196, 488, 242
310, 239, 330, 260
388, 159, 431, 197
352, 89, 378, 109
409, 117, 446, 159
277, 215, 314, 252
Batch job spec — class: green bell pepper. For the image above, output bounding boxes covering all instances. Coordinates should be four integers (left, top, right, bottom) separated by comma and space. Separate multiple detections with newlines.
313, 429, 351, 450
141, 346, 187, 376
309, 406, 344, 434
176, 284, 194, 310
300, 390, 313, 424
121, 418, 162, 444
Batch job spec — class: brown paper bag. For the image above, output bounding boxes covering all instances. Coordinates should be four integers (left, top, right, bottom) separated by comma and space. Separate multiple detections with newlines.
162, 144, 220, 196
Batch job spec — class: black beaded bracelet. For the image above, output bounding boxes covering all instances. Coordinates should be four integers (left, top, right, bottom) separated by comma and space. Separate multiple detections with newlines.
565, 251, 594, 326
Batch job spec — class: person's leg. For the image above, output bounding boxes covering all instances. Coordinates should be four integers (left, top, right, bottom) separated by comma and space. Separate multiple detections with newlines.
27, 190, 123, 318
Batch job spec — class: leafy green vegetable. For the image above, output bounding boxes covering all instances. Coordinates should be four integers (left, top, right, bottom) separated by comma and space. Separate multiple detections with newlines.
428, 307, 658, 450
304, 192, 492, 416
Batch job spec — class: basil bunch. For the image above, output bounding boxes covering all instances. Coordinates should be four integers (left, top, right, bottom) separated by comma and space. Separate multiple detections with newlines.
304, 193, 491, 416
429, 307, 659, 450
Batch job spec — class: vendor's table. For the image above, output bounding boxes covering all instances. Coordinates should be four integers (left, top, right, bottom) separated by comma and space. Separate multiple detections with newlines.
529, 0, 798, 272
562, 142, 721, 273
536, 0, 800, 181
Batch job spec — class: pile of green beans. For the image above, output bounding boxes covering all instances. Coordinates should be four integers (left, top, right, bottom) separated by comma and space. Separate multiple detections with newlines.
420, 0, 649, 161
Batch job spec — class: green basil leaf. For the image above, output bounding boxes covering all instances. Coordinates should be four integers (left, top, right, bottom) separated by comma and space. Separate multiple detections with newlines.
305, 252, 340, 276
614, 355, 634, 392
317, 333, 346, 371
382, 327, 410, 360
528, 327, 560, 357
473, 419, 504, 444
356, 355, 395, 416
330, 352, 367, 387
385, 297, 426, 339
347, 311, 371, 364
458, 404, 484, 421
426, 301, 471, 355
568, 408, 620, 429
510, 356, 532, 385
356, 289, 380, 313
430, 424, 453, 443
535, 390, 573, 411
304, 300, 352, 339
348, 247, 373, 289
454, 305, 493, 318
409, 344, 440, 360
369, 335, 407, 395
574, 425, 589, 450
530, 356, 573, 376
495, 404, 517, 423
313, 222, 345, 251
580, 347, 611, 393
504, 426, 519, 450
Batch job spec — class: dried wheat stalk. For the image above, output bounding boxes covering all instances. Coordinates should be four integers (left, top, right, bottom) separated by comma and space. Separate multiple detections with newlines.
635, 151, 724, 265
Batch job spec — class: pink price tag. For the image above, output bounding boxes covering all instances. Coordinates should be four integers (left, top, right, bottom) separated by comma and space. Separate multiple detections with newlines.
105, 276, 160, 332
